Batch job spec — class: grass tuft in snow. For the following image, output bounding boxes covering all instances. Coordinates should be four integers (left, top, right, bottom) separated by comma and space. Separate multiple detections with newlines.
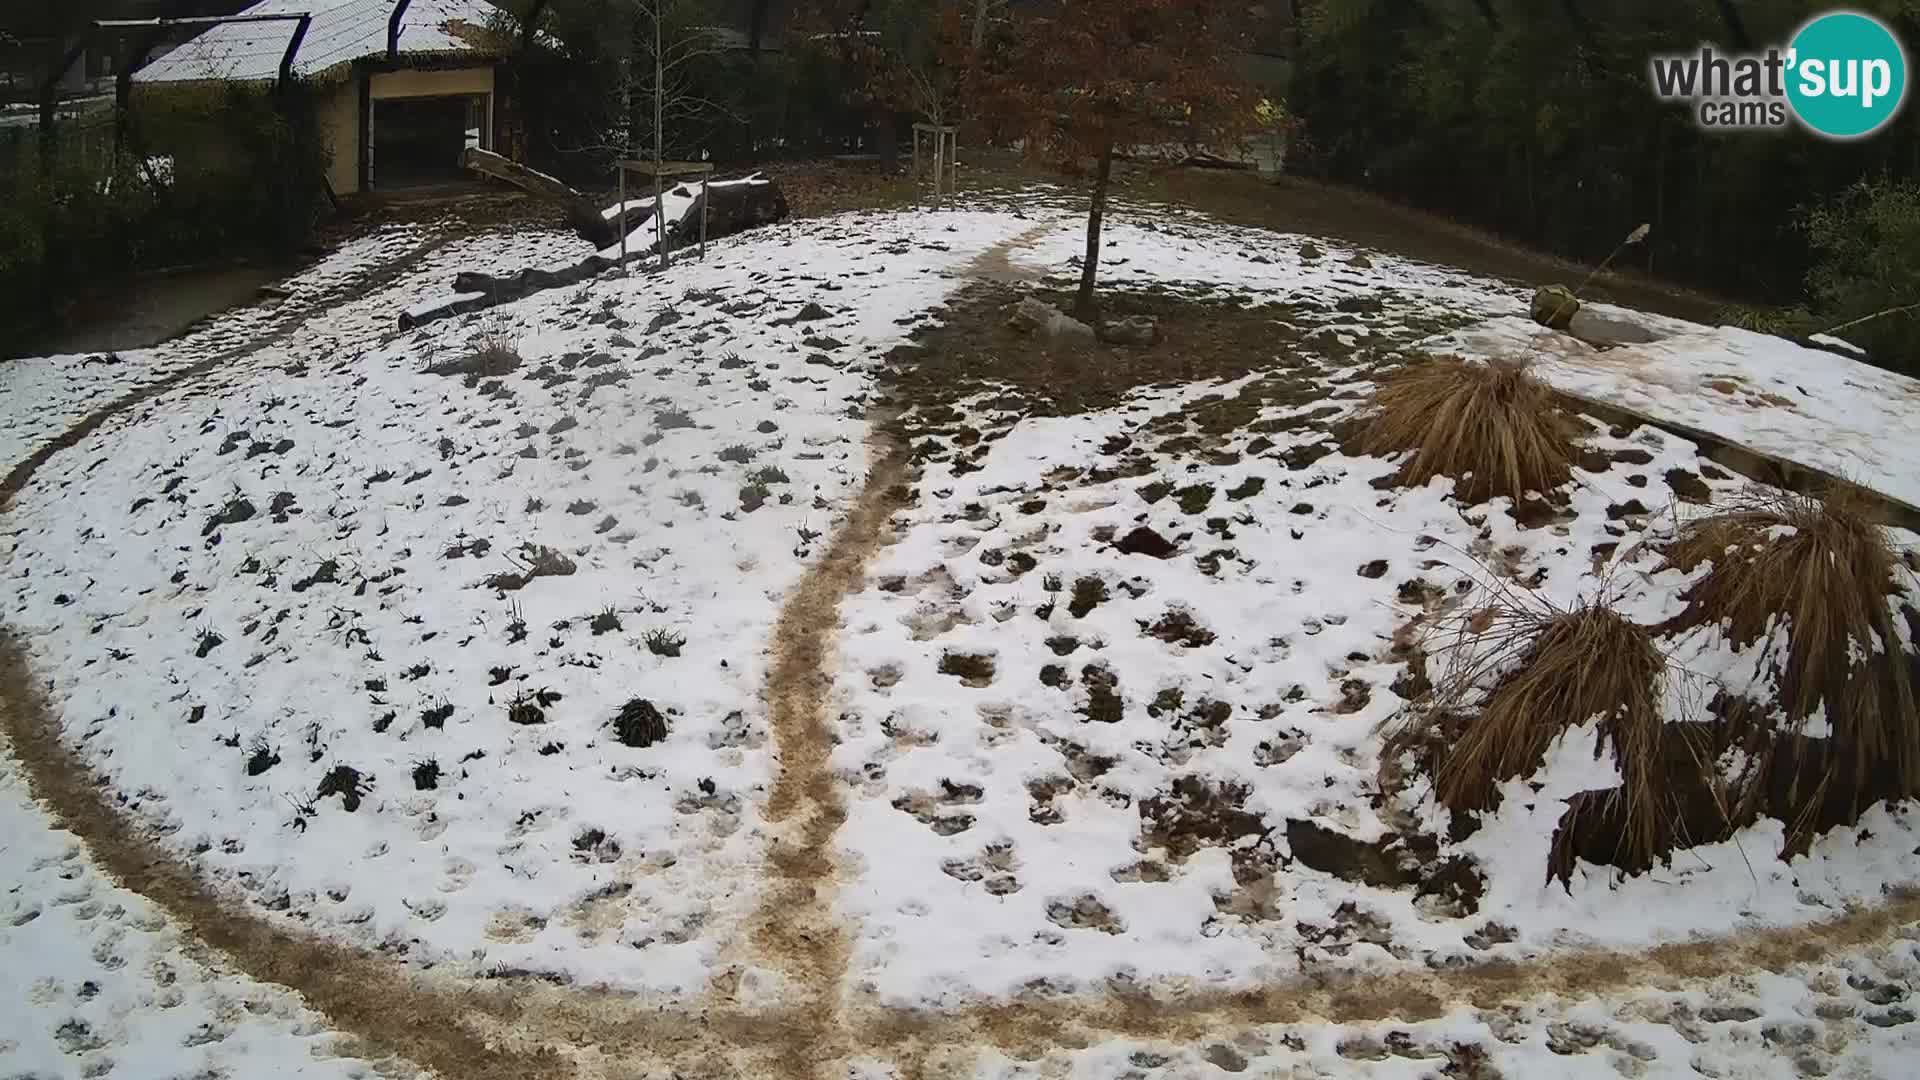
1663, 484, 1920, 826
612, 698, 669, 748
1385, 591, 1671, 879
427, 333, 521, 379
589, 606, 623, 635
642, 628, 685, 657
1354, 355, 1577, 503
507, 689, 546, 726
315, 765, 369, 812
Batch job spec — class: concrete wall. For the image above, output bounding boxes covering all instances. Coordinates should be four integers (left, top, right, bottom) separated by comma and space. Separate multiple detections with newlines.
320, 80, 360, 196
320, 65, 497, 195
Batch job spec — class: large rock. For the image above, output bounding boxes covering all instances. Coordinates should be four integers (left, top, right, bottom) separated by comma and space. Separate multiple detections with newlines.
1566, 307, 1666, 346
1007, 298, 1095, 344
1099, 315, 1160, 347
1530, 285, 1580, 330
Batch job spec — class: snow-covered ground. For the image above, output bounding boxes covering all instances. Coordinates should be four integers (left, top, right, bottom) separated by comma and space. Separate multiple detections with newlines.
834, 211, 1920, 1007
0, 735, 417, 1080
1, 207, 1051, 991
3, 195, 1917, 1075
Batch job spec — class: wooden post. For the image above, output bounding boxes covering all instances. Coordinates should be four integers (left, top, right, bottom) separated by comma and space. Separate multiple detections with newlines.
617, 164, 627, 272
654, 170, 667, 272
698, 174, 709, 260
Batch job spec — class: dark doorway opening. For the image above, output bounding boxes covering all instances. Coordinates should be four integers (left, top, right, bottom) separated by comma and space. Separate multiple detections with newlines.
371, 95, 485, 189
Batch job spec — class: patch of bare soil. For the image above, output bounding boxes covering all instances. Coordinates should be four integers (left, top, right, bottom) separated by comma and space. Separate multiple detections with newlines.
881, 280, 1309, 433
852, 889, 1920, 1072
743, 424, 912, 1078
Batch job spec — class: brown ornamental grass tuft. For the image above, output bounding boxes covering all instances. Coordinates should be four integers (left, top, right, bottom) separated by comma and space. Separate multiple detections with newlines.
1663, 485, 1920, 817
1387, 593, 1673, 872
1355, 356, 1578, 502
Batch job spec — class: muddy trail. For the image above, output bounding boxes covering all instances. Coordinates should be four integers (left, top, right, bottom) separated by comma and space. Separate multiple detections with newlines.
2, 228, 1918, 1079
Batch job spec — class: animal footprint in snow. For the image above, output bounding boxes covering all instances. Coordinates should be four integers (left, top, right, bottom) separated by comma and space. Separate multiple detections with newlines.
484, 909, 548, 944
941, 841, 1020, 895
404, 897, 447, 922
438, 857, 477, 892
891, 780, 983, 836
1045, 893, 1123, 934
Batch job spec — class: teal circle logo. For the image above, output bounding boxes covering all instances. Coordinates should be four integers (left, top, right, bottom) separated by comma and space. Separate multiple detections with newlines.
1786, 11, 1908, 139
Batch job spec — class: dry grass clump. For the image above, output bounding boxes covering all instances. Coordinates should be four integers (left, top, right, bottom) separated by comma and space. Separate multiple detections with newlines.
1354, 356, 1578, 502
1663, 485, 1920, 817
1386, 592, 1674, 871
427, 332, 522, 379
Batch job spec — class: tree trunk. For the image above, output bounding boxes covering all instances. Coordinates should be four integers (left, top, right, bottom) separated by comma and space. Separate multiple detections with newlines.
654, 2, 668, 271
972, 0, 990, 50
462, 148, 616, 246
1074, 139, 1114, 324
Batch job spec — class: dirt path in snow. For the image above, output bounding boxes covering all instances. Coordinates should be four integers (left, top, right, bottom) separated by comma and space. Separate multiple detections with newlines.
743, 426, 910, 1078
3, 226, 1919, 1079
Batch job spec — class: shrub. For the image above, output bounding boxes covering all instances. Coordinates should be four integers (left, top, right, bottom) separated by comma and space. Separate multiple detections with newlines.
1801, 177, 1920, 375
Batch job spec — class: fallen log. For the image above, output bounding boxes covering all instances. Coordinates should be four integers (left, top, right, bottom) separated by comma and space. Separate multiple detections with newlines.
462, 147, 618, 248
398, 174, 791, 330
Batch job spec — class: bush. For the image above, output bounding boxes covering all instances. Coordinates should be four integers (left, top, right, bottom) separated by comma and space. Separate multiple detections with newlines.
1801, 177, 1920, 375
0, 82, 330, 342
